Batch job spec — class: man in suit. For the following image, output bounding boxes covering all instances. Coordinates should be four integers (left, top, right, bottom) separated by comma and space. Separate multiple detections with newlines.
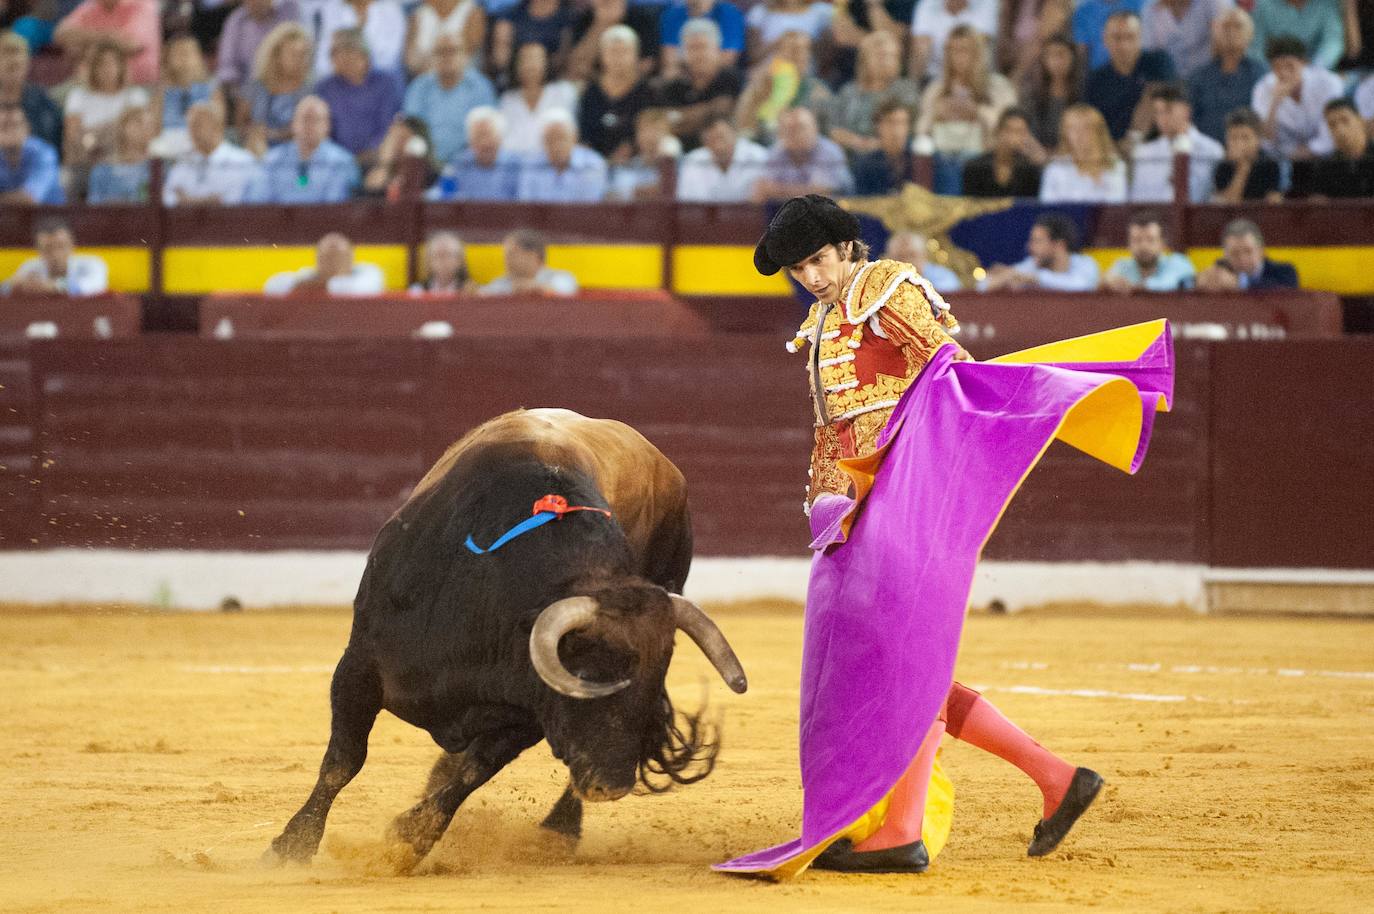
1196, 218, 1298, 291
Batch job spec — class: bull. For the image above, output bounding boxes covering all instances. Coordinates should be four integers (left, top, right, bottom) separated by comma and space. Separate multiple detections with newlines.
266, 408, 747, 865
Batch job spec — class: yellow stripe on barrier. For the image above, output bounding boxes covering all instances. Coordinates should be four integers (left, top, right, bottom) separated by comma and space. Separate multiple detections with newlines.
1088, 246, 1374, 295
1084, 248, 1129, 275
464, 244, 506, 284
1185, 246, 1374, 296
7, 242, 1370, 297
0, 247, 150, 292
672, 245, 792, 295
547, 244, 661, 289
163, 245, 410, 293
451, 244, 662, 288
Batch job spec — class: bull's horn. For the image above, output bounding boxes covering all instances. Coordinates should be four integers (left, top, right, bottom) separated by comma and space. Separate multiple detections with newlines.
529, 596, 631, 700
670, 595, 748, 694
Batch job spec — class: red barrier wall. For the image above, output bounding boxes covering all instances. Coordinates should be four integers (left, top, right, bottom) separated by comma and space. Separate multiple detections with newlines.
0, 295, 143, 340
2, 334, 1370, 567
1208, 340, 1374, 570
194, 290, 1342, 347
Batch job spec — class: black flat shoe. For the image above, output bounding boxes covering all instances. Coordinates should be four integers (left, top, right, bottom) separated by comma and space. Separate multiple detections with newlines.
1027, 767, 1104, 857
811, 838, 929, 873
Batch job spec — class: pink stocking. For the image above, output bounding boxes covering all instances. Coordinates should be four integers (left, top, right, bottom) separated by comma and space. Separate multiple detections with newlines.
947, 684, 1075, 819
854, 717, 946, 852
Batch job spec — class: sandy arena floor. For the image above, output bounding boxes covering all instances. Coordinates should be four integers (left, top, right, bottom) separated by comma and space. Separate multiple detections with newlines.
2, 602, 1371, 914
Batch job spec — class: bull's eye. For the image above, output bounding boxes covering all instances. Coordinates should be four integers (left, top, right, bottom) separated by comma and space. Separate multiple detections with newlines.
560, 633, 635, 686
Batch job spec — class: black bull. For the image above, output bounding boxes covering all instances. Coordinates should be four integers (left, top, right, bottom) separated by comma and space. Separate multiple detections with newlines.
267, 409, 748, 865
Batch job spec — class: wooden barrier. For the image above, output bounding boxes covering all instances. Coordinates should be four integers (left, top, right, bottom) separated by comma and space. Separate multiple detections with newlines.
946, 290, 1341, 355
197, 291, 711, 339
1208, 339, 1374, 570
190, 290, 1343, 349
1, 333, 1370, 569
0, 295, 143, 341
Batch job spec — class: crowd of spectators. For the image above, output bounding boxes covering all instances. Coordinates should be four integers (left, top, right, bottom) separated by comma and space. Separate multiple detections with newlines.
971, 207, 1297, 292
0, 0, 1369, 208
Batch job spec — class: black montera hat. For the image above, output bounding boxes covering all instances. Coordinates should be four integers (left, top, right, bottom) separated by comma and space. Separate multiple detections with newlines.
753, 194, 862, 276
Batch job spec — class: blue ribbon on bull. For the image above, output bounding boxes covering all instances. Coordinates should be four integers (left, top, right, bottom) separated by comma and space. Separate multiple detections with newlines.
464, 494, 613, 555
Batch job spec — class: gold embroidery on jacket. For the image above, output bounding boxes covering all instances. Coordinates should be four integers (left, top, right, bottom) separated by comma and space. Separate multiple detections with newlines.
790, 261, 958, 427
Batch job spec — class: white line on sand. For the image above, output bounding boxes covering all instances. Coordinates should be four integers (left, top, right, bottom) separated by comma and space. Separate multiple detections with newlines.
1005, 661, 1374, 680
990, 685, 1190, 703
180, 664, 335, 674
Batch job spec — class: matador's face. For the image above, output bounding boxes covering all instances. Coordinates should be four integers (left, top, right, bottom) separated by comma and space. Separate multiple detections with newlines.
787, 243, 853, 305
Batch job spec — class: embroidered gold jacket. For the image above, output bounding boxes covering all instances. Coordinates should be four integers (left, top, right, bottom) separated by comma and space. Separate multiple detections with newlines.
788, 259, 960, 428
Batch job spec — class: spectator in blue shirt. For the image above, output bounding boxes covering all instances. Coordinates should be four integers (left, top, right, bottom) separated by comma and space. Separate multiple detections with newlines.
1073, 0, 1144, 70
314, 27, 402, 160
1, 30, 63, 153
517, 108, 608, 201
852, 97, 913, 195
1083, 10, 1175, 141
403, 32, 496, 163
87, 104, 153, 202
1249, 0, 1346, 71
1187, 8, 1266, 143
980, 212, 1101, 292
249, 95, 360, 203
0, 103, 63, 204
659, 0, 744, 78
432, 105, 521, 200
753, 106, 853, 201
1102, 211, 1195, 292
489, 0, 577, 78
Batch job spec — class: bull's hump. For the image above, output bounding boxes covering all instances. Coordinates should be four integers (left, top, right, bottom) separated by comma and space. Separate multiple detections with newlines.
406, 408, 680, 514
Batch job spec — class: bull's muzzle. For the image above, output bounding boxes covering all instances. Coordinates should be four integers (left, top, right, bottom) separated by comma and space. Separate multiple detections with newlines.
574, 781, 634, 803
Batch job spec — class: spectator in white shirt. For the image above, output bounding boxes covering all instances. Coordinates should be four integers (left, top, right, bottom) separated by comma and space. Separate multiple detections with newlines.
63, 39, 150, 167
980, 212, 1100, 291
909, 0, 999, 80
745, 0, 834, 62
1039, 102, 1127, 202
1251, 34, 1342, 159
1355, 73, 1374, 125
2, 218, 109, 297
310, 0, 407, 79
264, 232, 386, 295
1130, 82, 1224, 202
1140, 0, 1233, 80
479, 229, 579, 296
498, 42, 579, 155
410, 230, 474, 293
162, 101, 260, 205
676, 113, 767, 201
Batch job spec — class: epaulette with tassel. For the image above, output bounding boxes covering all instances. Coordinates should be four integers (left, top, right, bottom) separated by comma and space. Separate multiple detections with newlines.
786, 304, 821, 353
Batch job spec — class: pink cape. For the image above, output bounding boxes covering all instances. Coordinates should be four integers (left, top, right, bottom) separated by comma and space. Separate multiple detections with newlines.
716, 321, 1174, 877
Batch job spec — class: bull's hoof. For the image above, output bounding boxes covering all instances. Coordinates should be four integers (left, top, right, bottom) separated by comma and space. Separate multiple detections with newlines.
386, 819, 441, 865
260, 840, 311, 868
539, 789, 583, 840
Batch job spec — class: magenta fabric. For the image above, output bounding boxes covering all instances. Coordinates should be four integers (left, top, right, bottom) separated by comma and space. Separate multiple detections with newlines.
716, 329, 1174, 874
